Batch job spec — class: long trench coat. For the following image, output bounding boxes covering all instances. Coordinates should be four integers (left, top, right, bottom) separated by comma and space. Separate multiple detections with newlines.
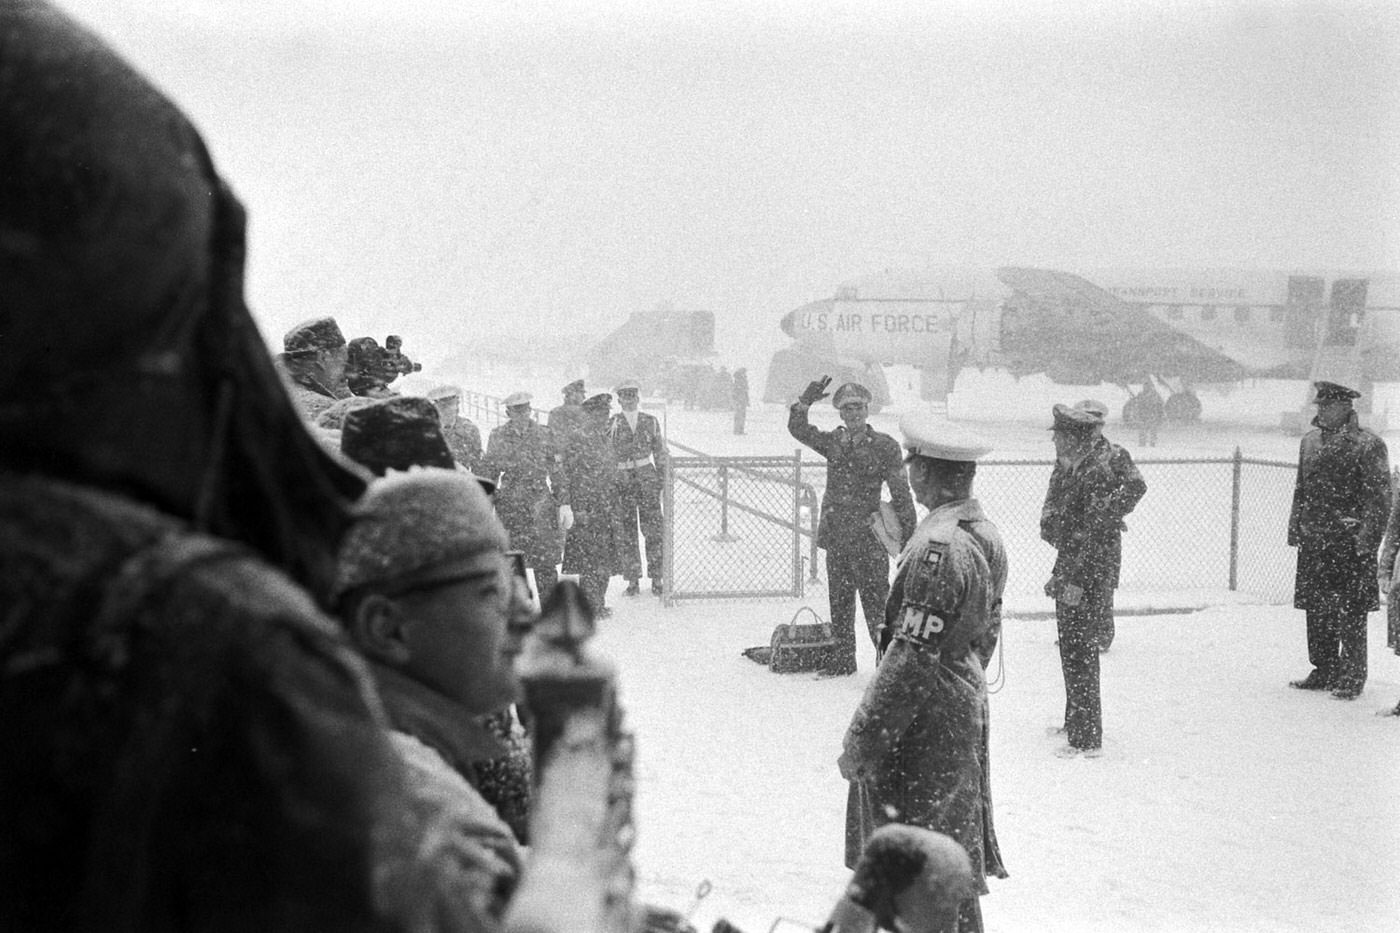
842, 499, 1008, 895
480, 419, 568, 568
1288, 414, 1391, 613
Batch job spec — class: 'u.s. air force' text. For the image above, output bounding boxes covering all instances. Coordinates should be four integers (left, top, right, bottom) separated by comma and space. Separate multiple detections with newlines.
798, 312, 952, 334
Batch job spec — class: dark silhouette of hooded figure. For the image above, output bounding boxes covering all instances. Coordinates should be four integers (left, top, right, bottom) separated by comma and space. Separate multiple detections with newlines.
0, 3, 484, 930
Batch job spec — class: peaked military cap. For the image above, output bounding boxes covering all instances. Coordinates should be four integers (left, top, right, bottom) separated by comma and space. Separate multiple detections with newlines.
898, 412, 992, 462
1313, 381, 1361, 402
582, 392, 613, 412
333, 470, 509, 601
1049, 402, 1103, 432
425, 384, 462, 402
832, 382, 873, 408
502, 391, 532, 408
615, 378, 641, 393
562, 378, 586, 395
341, 396, 455, 476
1075, 398, 1109, 419
283, 316, 346, 354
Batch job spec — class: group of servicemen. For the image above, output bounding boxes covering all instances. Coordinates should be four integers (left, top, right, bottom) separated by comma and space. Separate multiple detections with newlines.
794, 372, 1399, 932
0, 7, 995, 933
275, 310, 670, 620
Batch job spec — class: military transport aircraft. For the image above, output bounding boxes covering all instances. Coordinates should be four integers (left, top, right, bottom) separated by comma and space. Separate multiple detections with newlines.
764, 266, 1400, 425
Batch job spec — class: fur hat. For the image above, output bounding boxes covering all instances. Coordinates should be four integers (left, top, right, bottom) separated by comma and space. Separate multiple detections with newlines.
333, 470, 509, 600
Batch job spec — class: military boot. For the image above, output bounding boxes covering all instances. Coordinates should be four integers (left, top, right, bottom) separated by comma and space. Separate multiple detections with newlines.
624, 580, 640, 597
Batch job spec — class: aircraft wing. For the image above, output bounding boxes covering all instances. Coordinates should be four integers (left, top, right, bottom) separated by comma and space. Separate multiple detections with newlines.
994, 266, 1245, 384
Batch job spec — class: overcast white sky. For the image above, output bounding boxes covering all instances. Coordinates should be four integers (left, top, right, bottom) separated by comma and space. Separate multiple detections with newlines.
57, 0, 1400, 369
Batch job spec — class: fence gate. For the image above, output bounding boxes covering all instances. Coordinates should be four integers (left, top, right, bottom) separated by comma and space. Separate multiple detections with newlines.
663, 451, 808, 601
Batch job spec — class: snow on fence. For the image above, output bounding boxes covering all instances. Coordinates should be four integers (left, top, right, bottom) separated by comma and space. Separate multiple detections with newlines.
665, 445, 1299, 606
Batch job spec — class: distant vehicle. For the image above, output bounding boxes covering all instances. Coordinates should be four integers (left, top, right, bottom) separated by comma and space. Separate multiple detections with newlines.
586, 304, 720, 402
767, 266, 1400, 426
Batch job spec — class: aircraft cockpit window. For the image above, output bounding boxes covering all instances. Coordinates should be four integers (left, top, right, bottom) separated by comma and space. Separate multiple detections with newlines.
1198, 306, 1216, 322
1233, 306, 1251, 323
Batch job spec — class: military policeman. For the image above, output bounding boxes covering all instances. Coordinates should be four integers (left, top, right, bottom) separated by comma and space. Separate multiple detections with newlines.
1287, 381, 1391, 700
609, 378, 667, 596
480, 392, 571, 601
789, 376, 917, 675
1041, 403, 1146, 756
838, 413, 1007, 933
278, 316, 353, 420
427, 384, 485, 474
562, 393, 622, 617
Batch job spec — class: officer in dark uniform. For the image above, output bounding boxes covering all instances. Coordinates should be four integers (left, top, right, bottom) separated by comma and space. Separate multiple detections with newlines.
1287, 381, 1391, 699
562, 393, 622, 617
608, 379, 667, 596
548, 379, 588, 450
1041, 403, 1147, 755
789, 376, 917, 675
278, 316, 354, 421
480, 392, 570, 601
427, 384, 484, 474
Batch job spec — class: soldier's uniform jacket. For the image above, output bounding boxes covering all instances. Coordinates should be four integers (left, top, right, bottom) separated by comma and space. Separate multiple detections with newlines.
607, 409, 667, 476
1040, 436, 1146, 589
1288, 412, 1391, 612
443, 419, 484, 474
547, 404, 586, 453
480, 419, 568, 566
788, 405, 917, 551
842, 499, 1008, 894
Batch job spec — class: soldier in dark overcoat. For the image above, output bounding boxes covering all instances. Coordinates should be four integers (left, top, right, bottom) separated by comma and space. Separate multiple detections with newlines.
1287, 381, 1391, 699
547, 378, 587, 452
608, 379, 668, 596
839, 414, 1007, 933
789, 377, 917, 675
427, 384, 484, 474
562, 394, 622, 616
1041, 403, 1147, 754
480, 392, 569, 600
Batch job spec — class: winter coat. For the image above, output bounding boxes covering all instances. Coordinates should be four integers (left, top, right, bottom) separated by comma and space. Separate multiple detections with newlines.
562, 425, 621, 576
842, 499, 1008, 897
608, 410, 667, 474
787, 405, 917, 553
1041, 435, 1146, 590
1379, 485, 1400, 653
443, 419, 484, 475
1288, 413, 1391, 612
546, 404, 586, 453
371, 663, 524, 923
480, 419, 568, 567
0, 473, 478, 932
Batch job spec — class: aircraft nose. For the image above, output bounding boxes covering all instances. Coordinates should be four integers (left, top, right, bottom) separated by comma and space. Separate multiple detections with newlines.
780, 309, 796, 337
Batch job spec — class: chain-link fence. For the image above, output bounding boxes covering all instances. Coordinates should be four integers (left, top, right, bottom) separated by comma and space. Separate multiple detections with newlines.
663, 444, 812, 601
794, 452, 1299, 605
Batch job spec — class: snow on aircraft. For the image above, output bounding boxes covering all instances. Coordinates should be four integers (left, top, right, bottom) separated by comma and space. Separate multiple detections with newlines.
764, 266, 1400, 427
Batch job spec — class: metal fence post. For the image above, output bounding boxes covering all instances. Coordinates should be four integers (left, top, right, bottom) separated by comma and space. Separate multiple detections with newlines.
791, 451, 802, 596
713, 464, 735, 542
662, 440, 674, 607
1229, 446, 1242, 591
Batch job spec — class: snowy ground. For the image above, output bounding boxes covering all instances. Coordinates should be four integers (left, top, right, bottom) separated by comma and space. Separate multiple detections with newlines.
529, 377, 1400, 933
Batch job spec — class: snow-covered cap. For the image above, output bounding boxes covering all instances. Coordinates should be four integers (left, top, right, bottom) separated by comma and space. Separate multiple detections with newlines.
1075, 398, 1109, 419
283, 316, 346, 354
1313, 381, 1360, 402
832, 382, 872, 408
583, 392, 613, 412
562, 378, 586, 395
426, 384, 462, 402
1049, 402, 1103, 432
333, 469, 509, 601
898, 412, 992, 462
503, 391, 532, 408
615, 378, 641, 393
